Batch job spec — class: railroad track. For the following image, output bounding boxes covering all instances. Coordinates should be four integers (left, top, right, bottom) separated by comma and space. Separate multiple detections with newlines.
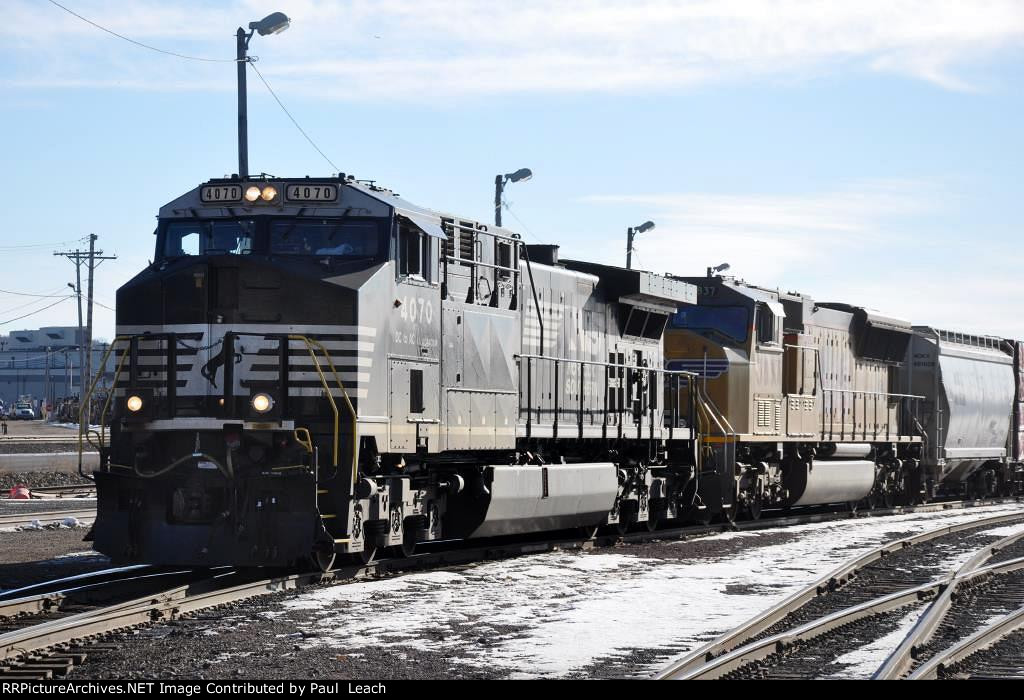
910, 602, 1024, 679
1, 498, 1020, 679
16, 484, 97, 499
656, 510, 1024, 680
0, 568, 325, 679
873, 527, 1024, 678
0, 509, 97, 529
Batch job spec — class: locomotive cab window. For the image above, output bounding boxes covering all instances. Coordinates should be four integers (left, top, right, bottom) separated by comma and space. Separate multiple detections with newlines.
756, 303, 778, 345
670, 305, 749, 345
270, 219, 380, 258
398, 220, 433, 283
162, 220, 255, 258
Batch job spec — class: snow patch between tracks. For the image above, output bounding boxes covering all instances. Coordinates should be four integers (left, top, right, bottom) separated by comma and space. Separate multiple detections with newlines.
280, 503, 1024, 678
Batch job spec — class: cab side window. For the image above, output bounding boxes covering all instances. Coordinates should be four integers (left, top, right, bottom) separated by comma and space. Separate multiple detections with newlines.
756, 304, 776, 345
398, 221, 429, 282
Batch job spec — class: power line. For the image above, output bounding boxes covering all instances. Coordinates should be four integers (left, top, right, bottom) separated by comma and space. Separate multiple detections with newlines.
0, 288, 73, 299
248, 61, 341, 174
0, 297, 71, 326
0, 237, 88, 251
0, 290, 72, 318
502, 204, 547, 246
46, 0, 241, 63
45, 0, 341, 176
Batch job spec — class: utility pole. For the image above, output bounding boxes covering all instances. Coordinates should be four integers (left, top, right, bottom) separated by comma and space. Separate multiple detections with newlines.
237, 27, 249, 178
44, 346, 51, 420
55, 236, 116, 426
55, 248, 85, 403
63, 348, 70, 403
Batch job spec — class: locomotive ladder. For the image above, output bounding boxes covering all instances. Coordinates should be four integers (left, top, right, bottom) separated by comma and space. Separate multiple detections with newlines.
286, 334, 359, 546
76, 335, 131, 479
692, 382, 738, 516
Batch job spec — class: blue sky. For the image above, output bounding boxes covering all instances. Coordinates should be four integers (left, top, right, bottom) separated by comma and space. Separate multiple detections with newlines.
1, 0, 1022, 339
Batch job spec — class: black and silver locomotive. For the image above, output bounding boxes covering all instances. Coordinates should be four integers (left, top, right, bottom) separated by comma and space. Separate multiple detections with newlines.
92, 175, 702, 570
88, 174, 1023, 571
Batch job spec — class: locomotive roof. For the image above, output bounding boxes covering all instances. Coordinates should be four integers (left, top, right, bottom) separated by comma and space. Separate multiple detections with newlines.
158, 176, 522, 243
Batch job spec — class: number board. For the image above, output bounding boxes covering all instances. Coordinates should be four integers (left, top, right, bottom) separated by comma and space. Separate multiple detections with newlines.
286, 183, 338, 203
200, 185, 243, 203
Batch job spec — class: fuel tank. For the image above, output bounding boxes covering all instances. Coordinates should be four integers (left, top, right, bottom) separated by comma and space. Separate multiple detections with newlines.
787, 459, 875, 506
468, 463, 619, 538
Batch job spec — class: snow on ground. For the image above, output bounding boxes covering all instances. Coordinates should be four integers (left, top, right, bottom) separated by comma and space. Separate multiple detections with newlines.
279, 503, 1024, 678
824, 607, 924, 679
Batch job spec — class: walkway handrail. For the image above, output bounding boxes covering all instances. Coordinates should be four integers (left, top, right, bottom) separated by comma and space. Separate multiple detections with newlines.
77, 335, 130, 480
288, 335, 359, 494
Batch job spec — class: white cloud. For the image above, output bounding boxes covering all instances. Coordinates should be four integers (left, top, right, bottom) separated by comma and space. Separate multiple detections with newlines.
4, 1, 1023, 97
577, 180, 1024, 338
578, 180, 934, 273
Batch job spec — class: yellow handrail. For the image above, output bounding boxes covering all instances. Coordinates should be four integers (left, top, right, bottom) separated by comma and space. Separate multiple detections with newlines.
287, 335, 359, 493
98, 344, 133, 447
77, 335, 130, 476
307, 337, 359, 493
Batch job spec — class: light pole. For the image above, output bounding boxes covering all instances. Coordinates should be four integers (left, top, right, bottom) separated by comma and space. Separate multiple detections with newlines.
707, 262, 731, 278
236, 11, 291, 178
626, 220, 655, 269
494, 168, 533, 227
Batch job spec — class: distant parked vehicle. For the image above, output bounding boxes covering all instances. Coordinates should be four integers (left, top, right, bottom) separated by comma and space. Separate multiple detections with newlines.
12, 403, 35, 420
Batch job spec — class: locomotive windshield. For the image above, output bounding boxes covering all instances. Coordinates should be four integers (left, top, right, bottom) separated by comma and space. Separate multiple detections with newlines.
670, 305, 749, 343
157, 216, 387, 261
269, 219, 379, 257
164, 220, 255, 257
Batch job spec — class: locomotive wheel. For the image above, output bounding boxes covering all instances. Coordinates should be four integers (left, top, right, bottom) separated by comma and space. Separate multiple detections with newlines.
869, 482, 894, 510
577, 524, 600, 540
641, 518, 660, 533
744, 492, 763, 521
311, 548, 336, 573
689, 505, 713, 526
355, 546, 378, 565
399, 528, 417, 558
717, 505, 737, 526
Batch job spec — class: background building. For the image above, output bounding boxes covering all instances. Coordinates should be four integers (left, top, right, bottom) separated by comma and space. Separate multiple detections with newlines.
0, 326, 115, 414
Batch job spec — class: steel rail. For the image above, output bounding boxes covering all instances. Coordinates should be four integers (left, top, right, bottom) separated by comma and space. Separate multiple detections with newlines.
909, 602, 1024, 679
1, 500, 1020, 677
0, 565, 214, 620
654, 509, 1024, 679
0, 508, 96, 528
667, 556, 1024, 680
7, 485, 96, 500
0, 571, 325, 669
872, 525, 1024, 679
0, 436, 92, 442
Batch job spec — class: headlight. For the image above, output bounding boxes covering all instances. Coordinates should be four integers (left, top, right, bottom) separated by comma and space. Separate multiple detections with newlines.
260, 185, 277, 201
251, 393, 273, 413
126, 395, 143, 412
244, 185, 261, 202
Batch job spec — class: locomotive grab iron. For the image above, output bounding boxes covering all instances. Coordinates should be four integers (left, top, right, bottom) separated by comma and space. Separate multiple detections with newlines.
84, 174, 1024, 570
